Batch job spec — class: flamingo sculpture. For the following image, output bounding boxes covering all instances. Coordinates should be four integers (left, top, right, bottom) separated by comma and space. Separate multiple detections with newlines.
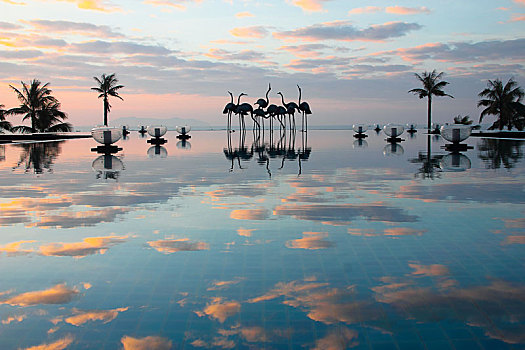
278, 92, 299, 131
235, 93, 247, 131
297, 85, 312, 132
223, 91, 235, 131
255, 83, 271, 110
236, 93, 257, 132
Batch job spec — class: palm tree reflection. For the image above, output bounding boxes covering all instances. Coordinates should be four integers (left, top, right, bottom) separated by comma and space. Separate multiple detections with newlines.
409, 135, 443, 179
478, 138, 524, 169
13, 141, 62, 174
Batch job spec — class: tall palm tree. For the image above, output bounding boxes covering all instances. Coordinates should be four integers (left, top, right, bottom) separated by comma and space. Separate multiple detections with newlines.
409, 70, 453, 130
0, 104, 12, 132
92, 73, 124, 126
8, 80, 72, 133
478, 78, 524, 131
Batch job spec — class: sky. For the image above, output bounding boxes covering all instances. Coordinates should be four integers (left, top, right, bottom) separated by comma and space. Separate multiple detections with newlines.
0, 0, 524, 127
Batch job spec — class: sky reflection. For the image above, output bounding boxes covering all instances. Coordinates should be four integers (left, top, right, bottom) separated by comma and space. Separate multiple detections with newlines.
0, 131, 524, 349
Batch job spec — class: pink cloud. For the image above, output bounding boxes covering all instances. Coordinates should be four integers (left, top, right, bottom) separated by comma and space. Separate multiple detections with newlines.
385, 6, 431, 15
348, 6, 381, 15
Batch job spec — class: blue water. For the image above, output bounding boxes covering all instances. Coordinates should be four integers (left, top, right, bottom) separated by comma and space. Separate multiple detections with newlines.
0, 130, 524, 349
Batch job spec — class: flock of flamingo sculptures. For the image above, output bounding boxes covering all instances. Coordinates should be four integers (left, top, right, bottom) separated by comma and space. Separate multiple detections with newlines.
223, 84, 312, 133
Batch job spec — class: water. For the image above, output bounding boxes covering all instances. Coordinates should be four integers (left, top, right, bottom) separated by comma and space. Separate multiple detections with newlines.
0, 130, 524, 349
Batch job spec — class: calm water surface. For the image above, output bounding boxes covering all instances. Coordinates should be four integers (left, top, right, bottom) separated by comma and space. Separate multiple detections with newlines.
0, 130, 524, 349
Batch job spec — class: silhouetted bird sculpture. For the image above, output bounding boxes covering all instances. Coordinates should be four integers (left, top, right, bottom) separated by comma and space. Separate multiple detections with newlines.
223, 91, 236, 131
255, 83, 271, 110
236, 93, 257, 131
297, 85, 312, 132
278, 92, 299, 130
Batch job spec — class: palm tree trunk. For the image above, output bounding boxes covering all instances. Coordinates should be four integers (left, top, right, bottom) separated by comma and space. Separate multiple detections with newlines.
104, 98, 108, 126
31, 111, 36, 133
427, 95, 432, 131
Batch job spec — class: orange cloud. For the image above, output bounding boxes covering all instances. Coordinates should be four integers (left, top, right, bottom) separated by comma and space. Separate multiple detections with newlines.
237, 228, 255, 237
2, 313, 26, 324
230, 209, 270, 220
408, 263, 449, 277
196, 297, 240, 323
22, 335, 75, 350
235, 11, 254, 18
290, 0, 328, 12
121, 335, 173, 350
0, 240, 35, 256
148, 238, 209, 253
230, 26, 268, 38
514, 0, 525, 5
39, 235, 128, 257
0, 284, 78, 306
62, 307, 128, 326
286, 232, 334, 250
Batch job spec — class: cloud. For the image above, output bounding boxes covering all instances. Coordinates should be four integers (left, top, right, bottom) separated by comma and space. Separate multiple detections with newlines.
56, 0, 120, 12
408, 263, 449, 277
378, 39, 525, 64
230, 26, 269, 38
396, 183, 525, 204
274, 203, 418, 225
0, 284, 78, 306
0, 240, 35, 256
30, 208, 129, 229
148, 238, 209, 253
348, 227, 426, 238
313, 328, 359, 350
61, 307, 128, 326
514, 0, 525, 5
207, 278, 244, 291
289, 0, 330, 12
121, 335, 173, 350
39, 235, 128, 257
69, 40, 172, 55
0, 21, 23, 30
235, 12, 253, 18
0, 49, 43, 59
205, 48, 272, 63
230, 209, 270, 220
21, 335, 75, 350
273, 21, 422, 42
143, 0, 186, 11
348, 6, 381, 15
373, 279, 525, 344
196, 297, 240, 323
286, 232, 334, 249
237, 228, 255, 237
510, 14, 525, 21
24, 20, 123, 38
385, 6, 431, 15
348, 6, 430, 15
2, 313, 27, 324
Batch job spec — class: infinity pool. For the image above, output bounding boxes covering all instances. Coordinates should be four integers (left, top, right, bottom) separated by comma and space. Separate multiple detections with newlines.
0, 130, 524, 349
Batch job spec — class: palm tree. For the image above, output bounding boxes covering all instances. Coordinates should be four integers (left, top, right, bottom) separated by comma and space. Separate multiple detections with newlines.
409, 70, 453, 130
0, 104, 12, 132
478, 78, 524, 131
7, 80, 72, 133
91, 73, 124, 126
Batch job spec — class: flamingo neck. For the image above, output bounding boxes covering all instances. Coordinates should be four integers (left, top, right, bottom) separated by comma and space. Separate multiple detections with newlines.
298, 88, 302, 105
280, 94, 285, 106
